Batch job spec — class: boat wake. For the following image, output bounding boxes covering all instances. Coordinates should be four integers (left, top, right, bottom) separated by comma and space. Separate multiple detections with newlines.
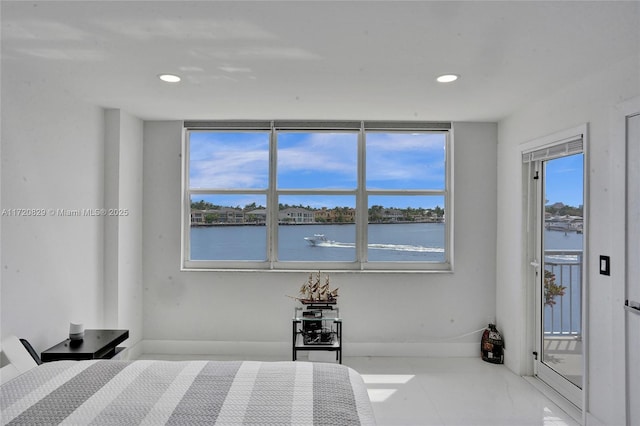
308, 238, 444, 253
368, 243, 444, 253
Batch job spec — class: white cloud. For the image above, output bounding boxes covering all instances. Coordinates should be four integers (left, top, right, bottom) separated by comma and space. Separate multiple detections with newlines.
277, 133, 357, 177
190, 134, 269, 188
190, 149, 268, 188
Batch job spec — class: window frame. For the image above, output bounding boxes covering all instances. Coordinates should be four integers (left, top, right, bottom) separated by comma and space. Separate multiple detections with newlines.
182, 120, 453, 271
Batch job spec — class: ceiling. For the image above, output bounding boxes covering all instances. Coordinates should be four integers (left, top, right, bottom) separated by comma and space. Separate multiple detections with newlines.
2, 1, 638, 122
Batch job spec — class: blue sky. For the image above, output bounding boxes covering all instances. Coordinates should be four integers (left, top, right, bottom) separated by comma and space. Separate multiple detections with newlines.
189, 130, 446, 209
545, 154, 584, 208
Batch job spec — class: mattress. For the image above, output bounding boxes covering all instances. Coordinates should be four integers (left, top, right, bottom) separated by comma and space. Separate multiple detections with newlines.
0, 359, 375, 425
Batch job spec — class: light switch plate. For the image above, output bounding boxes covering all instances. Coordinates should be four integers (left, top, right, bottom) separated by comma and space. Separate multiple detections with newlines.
599, 255, 610, 276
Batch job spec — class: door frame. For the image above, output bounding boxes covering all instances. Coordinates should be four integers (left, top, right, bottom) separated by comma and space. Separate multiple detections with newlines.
611, 96, 640, 426
521, 123, 589, 420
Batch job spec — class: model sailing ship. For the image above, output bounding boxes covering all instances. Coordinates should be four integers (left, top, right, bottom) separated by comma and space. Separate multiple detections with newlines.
294, 271, 339, 305
290, 271, 340, 346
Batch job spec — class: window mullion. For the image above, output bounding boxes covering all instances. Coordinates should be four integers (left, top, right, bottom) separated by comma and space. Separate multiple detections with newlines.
277, 189, 357, 196
357, 123, 367, 266
366, 189, 446, 196
445, 130, 453, 266
182, 129, 191, 265
268, 123, 278, 265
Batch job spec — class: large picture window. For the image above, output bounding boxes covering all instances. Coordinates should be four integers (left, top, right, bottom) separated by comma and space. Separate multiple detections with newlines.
183, 121, 451, 271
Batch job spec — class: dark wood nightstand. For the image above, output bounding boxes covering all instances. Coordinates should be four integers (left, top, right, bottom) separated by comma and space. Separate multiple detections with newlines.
41, 329, 129, 362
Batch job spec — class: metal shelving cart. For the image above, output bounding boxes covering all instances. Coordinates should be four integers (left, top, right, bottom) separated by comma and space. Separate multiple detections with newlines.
292, 304, 342, 363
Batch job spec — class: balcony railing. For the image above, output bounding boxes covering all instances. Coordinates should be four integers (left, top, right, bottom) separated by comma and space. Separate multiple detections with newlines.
544, 249, 583, 336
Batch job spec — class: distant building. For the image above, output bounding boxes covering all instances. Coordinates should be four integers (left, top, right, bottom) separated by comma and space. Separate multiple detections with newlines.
279, 207, 315, 223
314, 207, 355, 223
190, 208, 244, 224
382, 209, 403, 222
191, 210, 206, 224
545, 215, 583, 232
246, 208, 267, 224
218, 208, 244, 223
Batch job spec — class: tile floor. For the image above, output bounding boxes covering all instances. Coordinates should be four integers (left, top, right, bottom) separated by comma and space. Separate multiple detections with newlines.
138, 354, 579, 426
345, 357, 579, 426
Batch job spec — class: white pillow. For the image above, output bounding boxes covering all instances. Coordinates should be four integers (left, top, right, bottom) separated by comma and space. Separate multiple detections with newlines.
0, 335, 38, 383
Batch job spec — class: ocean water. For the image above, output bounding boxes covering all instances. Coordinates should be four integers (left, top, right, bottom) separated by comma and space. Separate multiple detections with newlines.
190, 224, 581, 263
190, 223, 445, 262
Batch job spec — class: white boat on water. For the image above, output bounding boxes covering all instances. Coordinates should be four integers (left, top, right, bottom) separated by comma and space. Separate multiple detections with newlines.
304, 234, 333, 246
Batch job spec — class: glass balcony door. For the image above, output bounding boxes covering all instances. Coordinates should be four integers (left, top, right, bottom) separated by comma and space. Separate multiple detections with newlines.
537, 153, 585, 408
523, 127, 586, 412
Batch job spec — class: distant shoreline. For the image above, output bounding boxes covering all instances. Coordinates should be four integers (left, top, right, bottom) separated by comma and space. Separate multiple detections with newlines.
191, 220, 444, 227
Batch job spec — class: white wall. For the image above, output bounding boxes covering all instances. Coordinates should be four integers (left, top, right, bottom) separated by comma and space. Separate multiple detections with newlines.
496, 55, 640, 425
0, 79, 144, 356
142, 121, 497, 357
0, 72, 105, 352
104, 109, 144, 352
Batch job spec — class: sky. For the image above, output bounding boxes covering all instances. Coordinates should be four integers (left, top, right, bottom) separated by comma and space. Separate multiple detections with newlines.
189, 131, 583, 211
544, 154, 584, 208
189, 131, 446, 210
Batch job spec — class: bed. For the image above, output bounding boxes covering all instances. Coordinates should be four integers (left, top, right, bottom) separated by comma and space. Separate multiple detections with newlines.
0, 359, 375, 425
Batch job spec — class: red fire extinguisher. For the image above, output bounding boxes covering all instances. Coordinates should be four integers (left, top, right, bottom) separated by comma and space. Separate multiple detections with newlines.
481, 323, 504, 364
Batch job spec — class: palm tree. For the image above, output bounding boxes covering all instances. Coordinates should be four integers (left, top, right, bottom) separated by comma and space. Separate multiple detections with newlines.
544, 270, 566, 306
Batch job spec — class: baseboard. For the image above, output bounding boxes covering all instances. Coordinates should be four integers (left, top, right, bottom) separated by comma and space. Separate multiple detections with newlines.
348, 342, 478, 357
119, 339, 144, 361
584, 412, 607, 426
142, 340, 289, 357
140, 340, 478, 358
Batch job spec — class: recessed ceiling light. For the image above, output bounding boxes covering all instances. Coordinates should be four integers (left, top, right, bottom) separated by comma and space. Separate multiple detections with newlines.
436, 74, 459, 83
158, 74, 181, 83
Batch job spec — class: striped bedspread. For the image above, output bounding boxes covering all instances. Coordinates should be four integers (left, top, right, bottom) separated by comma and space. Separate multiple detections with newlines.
1, 360, 375, 425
